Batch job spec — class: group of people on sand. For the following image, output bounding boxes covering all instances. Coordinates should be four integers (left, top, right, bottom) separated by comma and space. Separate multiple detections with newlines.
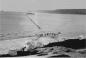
23, 32, 62, 51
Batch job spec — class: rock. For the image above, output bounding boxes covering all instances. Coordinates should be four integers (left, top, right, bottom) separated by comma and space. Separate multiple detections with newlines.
8, 50, 17, 56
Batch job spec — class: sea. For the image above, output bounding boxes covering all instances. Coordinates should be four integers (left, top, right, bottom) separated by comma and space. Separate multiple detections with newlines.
0, 11, 86, 55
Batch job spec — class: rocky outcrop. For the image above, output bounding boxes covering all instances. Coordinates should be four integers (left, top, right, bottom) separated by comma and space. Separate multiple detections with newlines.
44, 39, 86, 49
0, 38, 86, 57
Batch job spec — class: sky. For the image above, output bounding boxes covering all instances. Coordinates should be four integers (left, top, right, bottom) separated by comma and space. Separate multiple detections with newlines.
1, 0, 86, 11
